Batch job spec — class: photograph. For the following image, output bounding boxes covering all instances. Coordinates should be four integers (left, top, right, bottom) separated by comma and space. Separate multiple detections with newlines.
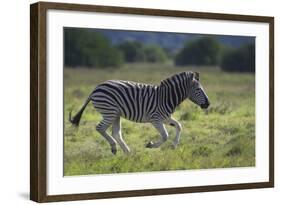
30, 2, 274, 202
64, 27, 256, 176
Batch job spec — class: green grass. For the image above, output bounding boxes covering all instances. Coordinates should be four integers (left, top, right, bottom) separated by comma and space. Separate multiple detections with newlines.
64, 63, 255, 176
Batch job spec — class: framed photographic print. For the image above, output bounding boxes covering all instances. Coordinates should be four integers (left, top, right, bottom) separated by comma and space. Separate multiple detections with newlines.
30, 1, 274, 202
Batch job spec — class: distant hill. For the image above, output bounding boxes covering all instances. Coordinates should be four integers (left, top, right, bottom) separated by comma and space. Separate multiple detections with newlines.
92, 29, 255, 52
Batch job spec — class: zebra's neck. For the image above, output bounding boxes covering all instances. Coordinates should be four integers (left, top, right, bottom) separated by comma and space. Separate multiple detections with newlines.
158, 78, 189, 115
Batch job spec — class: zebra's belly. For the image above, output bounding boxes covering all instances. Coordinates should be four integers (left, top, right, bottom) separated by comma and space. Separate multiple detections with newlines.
92, 101, 152, 123
120, 111, 152, 123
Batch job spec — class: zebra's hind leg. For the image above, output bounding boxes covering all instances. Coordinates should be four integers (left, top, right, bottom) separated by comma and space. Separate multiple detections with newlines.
112, 116, 130, 154
96, 117, 118, 155
146, 121, 168, 148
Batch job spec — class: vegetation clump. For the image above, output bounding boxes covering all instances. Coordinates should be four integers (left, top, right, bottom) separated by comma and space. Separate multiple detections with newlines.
64, 28, 124, 68
221, 44, 255, 73
175, 37, 221, 66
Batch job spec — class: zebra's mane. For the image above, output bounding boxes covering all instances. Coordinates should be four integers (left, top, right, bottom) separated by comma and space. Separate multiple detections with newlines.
160, 72, 192, 86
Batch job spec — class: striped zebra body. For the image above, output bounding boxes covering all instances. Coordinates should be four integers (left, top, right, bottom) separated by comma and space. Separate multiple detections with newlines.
92, 80, 159, 123
69, 71, 210, 154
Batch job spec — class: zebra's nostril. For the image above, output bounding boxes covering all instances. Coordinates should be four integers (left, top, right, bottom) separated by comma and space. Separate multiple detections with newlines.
201, 101, 210, 109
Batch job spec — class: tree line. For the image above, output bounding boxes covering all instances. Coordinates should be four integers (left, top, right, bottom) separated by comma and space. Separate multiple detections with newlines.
64, 28, 255, 72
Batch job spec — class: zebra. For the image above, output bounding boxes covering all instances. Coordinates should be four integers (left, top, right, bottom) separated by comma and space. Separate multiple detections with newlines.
69, 71, 210, 155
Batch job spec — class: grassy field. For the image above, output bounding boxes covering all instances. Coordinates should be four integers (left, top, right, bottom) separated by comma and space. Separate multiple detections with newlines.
64, 63, 255, 176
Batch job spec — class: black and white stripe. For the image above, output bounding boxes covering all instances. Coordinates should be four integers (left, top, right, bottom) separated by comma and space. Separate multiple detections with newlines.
69, 71, 210, 154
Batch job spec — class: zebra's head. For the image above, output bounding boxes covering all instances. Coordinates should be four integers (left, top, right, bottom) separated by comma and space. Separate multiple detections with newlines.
187, 72, 210, 109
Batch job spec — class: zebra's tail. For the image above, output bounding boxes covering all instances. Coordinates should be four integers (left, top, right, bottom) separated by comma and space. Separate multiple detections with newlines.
69, 95, 92, 127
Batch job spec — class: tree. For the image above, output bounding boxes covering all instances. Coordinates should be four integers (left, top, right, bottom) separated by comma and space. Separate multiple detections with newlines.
117, 41, 145, 63
175, 37, 221, 66
221, 43, 255, 72
64, 28, 124, 68
143, 44, 167, 63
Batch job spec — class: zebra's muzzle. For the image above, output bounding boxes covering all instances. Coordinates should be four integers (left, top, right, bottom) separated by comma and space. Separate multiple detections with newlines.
200, 100, 210, 109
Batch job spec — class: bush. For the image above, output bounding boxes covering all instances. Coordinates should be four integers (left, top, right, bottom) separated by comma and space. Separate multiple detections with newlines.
118, 41, 168, 63
64, 28, 124, 68
175, 37, 221, 66
221, 44, 255, 72
117, 41, 145, 62
143, 45, 167, 63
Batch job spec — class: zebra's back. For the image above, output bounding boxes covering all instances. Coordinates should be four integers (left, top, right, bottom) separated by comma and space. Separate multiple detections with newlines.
91, 80, 159, 122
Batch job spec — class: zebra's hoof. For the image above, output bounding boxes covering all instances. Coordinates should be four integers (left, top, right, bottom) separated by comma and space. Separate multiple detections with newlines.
111, 147, 117, 155
146, 141, 154, 148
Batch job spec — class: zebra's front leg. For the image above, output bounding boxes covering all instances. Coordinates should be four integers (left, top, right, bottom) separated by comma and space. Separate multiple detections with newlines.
166, 117, 182, 147
146, 122, 168, 148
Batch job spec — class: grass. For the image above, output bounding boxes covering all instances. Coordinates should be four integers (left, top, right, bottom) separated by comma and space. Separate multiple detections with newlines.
64, 63, 255, 176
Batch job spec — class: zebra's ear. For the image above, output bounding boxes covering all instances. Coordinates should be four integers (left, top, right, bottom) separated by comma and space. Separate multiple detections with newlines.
194, 72, 200, 81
